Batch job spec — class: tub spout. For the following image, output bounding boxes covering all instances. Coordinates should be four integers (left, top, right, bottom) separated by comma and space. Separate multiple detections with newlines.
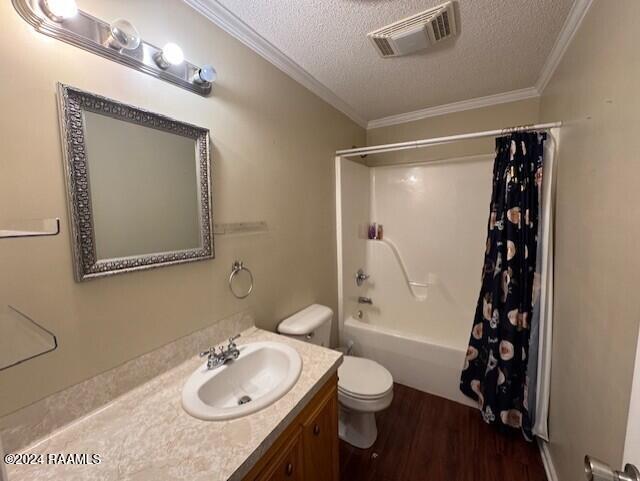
358, 296, 373, 305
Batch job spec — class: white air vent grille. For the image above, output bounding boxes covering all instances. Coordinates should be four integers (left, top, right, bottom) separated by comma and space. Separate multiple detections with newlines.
373, 37, 394, 57
368, 1, 457, 58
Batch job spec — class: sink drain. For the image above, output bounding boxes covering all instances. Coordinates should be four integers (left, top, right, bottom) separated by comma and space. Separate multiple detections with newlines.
238, 395, 252, 405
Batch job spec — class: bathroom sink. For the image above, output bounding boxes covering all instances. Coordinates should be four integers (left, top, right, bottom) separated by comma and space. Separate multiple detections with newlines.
182, 341, 302, 421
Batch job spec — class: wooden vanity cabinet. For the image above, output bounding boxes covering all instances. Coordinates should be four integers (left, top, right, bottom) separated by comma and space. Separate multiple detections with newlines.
254, 432, 303, 481
302, 380, 339, 481
243, 374, 339, 481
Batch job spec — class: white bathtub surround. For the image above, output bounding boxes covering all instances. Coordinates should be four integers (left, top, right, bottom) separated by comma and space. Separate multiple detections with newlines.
335, 156, 371, 326
0, 310, 254, 453
343, 316, 474, 407
5, 328, 342, 481
336, 155, 492, 407
365, 155, 493, 346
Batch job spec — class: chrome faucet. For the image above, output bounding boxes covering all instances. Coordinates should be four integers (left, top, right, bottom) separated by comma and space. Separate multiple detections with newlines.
200, 334, 241, 370
358, 296, 373, 305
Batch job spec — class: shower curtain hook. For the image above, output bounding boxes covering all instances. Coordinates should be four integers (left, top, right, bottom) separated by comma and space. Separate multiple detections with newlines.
351, 145, 368, 159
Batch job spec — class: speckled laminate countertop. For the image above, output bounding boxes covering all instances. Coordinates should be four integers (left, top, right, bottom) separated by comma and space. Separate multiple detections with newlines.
6, 327, 342, 481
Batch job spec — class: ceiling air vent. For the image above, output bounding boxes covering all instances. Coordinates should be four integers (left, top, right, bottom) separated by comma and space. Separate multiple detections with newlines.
368, 1, 457, 58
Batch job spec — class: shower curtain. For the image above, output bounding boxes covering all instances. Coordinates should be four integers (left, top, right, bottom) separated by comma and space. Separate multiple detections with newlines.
460, 131, 547, 439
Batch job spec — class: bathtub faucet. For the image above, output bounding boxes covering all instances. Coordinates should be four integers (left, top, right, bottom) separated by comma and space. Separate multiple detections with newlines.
358, 296, 373, 305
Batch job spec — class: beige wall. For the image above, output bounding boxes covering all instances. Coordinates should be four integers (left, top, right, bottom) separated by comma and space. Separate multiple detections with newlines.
366, 98, 540, 165
539, 0, 640, 479
0, 0, 364, 417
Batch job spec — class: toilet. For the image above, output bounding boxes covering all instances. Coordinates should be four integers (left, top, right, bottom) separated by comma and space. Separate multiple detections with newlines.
277, 304, 394, 449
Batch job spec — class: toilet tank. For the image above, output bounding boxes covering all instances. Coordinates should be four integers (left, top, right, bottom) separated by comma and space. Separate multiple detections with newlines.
277, 304, 333, 347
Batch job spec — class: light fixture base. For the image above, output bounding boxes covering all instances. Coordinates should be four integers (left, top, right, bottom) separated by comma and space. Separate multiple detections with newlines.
154, 51, 171, 70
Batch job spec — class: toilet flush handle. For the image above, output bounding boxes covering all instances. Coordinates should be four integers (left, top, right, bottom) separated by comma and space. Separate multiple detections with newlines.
305, 331, 314, 340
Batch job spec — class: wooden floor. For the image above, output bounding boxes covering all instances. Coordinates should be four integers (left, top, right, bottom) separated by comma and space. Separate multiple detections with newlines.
339, 384, 547, 481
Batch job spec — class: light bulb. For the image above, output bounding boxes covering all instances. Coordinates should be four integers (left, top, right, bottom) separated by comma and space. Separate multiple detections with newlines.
194, 65, 216, 84
109, 19, 141, 51
155, 43, 184, 68
42, 0, 78, 21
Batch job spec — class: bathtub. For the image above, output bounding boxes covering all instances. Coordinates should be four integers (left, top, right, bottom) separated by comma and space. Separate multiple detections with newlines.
342, 316, 476, 408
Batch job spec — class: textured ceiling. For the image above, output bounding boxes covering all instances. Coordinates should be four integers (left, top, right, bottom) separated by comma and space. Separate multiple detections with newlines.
213, 0, 574, 122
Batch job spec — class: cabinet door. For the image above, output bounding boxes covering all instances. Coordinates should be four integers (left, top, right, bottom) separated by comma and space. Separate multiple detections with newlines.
302, 386, 339, 481
255, 432, 303, 481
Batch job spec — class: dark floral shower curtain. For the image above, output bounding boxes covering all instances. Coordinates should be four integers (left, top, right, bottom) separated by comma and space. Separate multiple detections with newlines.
460, 132, 545, 439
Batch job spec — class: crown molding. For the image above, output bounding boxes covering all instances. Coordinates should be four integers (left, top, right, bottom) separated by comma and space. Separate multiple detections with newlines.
185, 0, 593, 131
367, 0, 593, 130
367, 87, 540, 130
536, 0, 594, 94
183, 0, 367, 128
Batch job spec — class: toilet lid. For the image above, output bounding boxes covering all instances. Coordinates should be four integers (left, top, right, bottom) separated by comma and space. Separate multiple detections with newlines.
338, 356, 393, 399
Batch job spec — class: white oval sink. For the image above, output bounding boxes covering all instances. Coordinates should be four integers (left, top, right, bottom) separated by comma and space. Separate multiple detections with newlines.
182, 341, 302, 421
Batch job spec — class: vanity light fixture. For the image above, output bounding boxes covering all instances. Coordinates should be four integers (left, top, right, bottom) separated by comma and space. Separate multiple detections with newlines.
155, 42, 185, 68
41, 0, 77, 21
12, 0, 215, 96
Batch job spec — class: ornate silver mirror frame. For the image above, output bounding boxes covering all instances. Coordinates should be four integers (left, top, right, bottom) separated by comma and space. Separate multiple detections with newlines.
57, 83, 214, 281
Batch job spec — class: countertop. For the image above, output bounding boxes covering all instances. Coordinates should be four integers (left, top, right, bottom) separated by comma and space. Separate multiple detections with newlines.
5, 327, 343, 481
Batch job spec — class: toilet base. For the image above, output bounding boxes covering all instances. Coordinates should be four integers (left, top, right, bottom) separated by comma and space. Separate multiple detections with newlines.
338, 405, 378, 449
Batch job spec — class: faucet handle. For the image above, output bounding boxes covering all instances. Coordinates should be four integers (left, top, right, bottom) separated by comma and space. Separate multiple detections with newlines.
228, 334, 241, 348
356, 268, 370, 286
200, 347, 214, 358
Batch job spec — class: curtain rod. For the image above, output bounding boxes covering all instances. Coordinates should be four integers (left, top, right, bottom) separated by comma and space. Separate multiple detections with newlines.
336, 121, 562, 158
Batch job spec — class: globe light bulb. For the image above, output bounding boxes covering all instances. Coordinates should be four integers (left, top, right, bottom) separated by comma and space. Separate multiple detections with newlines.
158, 42, 184, 67
42, 0, 78, 21
195, 65, 216, 84
109, 19, 141, 51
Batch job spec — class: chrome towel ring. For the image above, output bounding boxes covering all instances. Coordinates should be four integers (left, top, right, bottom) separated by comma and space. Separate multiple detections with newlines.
229, 260, 254, 299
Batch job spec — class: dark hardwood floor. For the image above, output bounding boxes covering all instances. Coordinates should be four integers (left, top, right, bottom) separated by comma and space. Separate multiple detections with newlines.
339, 384, 547, 481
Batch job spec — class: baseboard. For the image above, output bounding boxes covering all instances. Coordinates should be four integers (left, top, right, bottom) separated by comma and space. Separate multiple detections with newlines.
538, 438, 559, 481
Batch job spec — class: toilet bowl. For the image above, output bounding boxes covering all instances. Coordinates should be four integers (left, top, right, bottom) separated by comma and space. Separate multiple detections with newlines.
277, 304, 394, 449
337, 355, 393, 449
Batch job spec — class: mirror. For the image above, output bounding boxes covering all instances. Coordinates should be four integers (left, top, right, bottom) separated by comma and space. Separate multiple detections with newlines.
57, 84, 214, 281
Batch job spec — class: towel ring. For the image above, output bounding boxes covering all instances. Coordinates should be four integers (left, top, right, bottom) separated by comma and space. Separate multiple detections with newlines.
229, 260, 254, 299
